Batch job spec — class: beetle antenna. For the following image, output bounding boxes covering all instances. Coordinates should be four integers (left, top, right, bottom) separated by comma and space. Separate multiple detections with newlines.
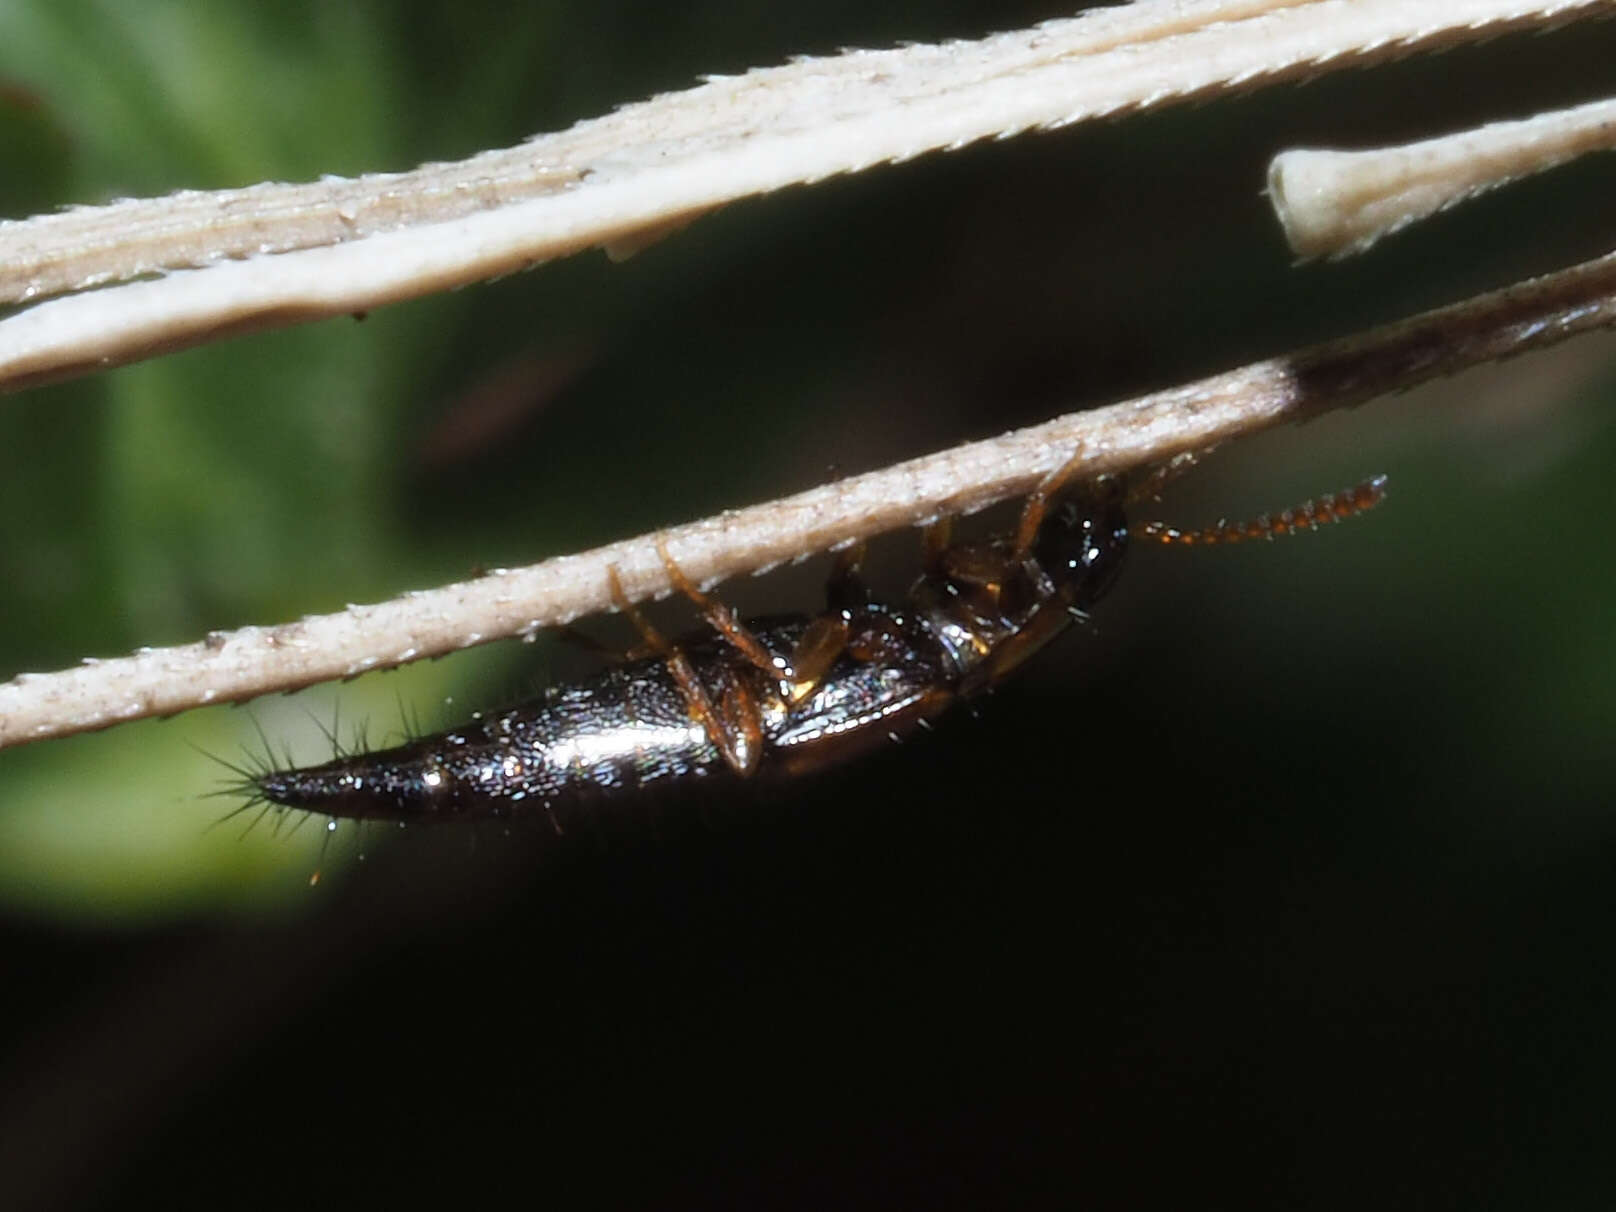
1131, 475, 1388, 546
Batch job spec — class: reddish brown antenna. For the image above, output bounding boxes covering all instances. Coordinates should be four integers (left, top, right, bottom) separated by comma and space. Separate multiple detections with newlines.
1131, 475, 1388, 546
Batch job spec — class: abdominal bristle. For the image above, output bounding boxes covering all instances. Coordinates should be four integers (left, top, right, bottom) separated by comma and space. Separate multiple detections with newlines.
194, 718, 352, 840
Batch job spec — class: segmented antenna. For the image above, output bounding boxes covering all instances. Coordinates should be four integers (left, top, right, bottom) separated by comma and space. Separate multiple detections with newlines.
1131, 475, 1388, 546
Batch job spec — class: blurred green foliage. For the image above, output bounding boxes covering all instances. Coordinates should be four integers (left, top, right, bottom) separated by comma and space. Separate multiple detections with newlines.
0, 0, 542, 918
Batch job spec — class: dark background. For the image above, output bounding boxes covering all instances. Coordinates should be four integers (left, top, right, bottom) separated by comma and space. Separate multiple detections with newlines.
3, 2, 1616, 1207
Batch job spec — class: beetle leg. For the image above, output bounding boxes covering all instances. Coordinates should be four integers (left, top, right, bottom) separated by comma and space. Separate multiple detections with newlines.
825, 541, 870, 612
1012, 446, 1090, 561
774, 542, 881, 709
920, 518, 953, 572
554, 623, 629, 662
656, 540, 795, 681
606, 565, 764, 776
716, 674, 765, 774
780, 615, 850, 707
955, 598, 1077, 698
845, 613, 916, 663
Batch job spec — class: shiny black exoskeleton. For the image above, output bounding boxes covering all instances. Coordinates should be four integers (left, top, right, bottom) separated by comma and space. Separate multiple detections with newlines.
248, 464, 1384, 826
251, 467, 1130, 824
